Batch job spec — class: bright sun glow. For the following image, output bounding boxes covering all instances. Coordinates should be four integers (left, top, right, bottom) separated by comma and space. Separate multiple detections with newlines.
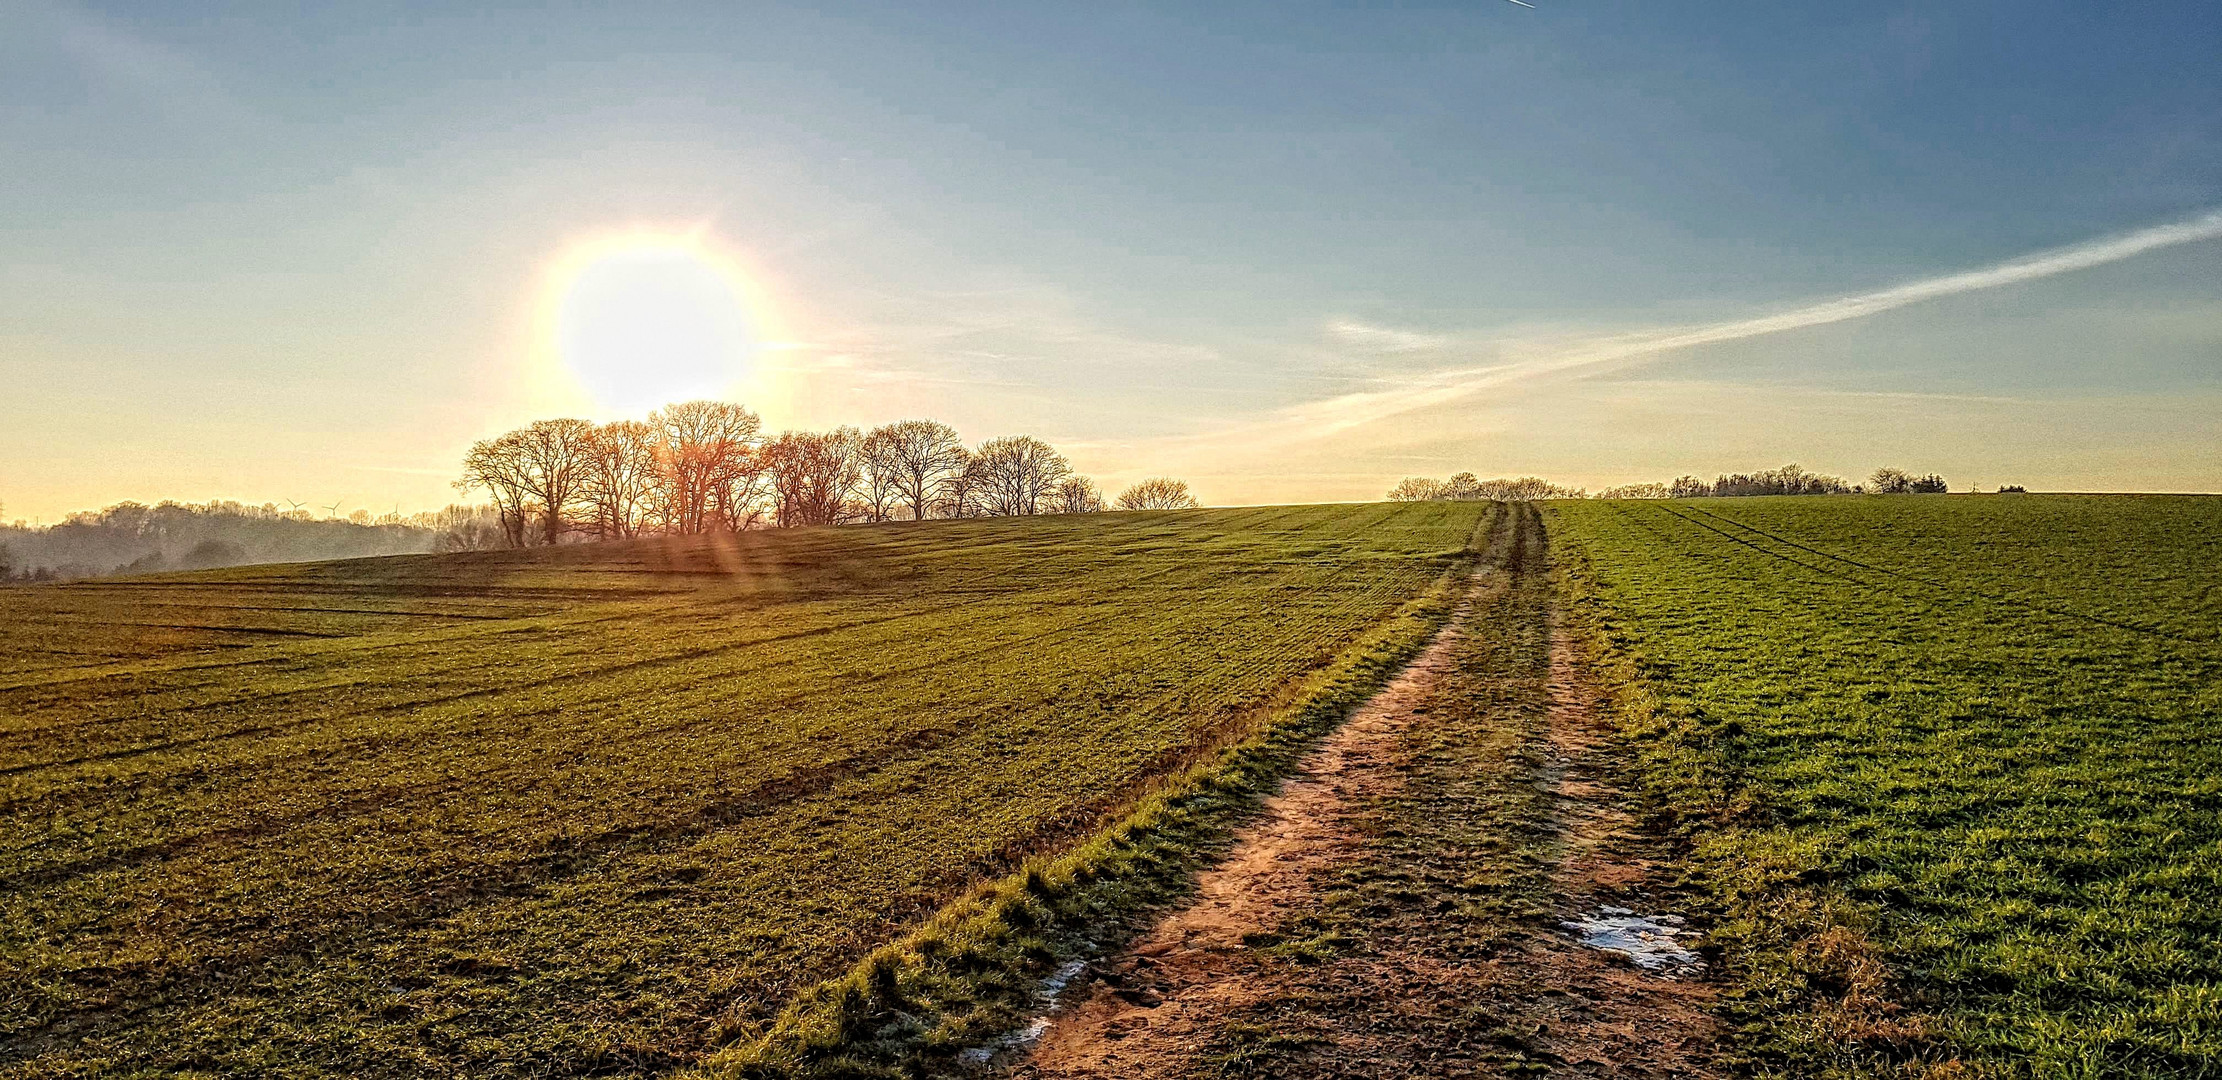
547, 236, 761, 413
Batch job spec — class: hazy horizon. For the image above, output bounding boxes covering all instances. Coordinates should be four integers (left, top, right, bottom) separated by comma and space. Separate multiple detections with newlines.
6, 1, 2218, 523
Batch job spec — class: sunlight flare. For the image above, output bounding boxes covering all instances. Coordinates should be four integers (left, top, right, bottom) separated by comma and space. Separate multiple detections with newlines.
534, 231, 785, 414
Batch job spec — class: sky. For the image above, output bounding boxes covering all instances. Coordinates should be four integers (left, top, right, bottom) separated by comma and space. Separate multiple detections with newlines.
3, 0, 2218, 521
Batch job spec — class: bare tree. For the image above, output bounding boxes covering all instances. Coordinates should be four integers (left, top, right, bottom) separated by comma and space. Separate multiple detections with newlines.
583, 420, 660, 539
1386, 477, 1447, 502
766, 427, 865, 527
1116, 477, 1197, 510
1389, 473, 1583, 502
1707, 464, 1851, 497
1660, 465, 1852, 498
654, 401, 763, 534
1869, 467, 1914, 494
708, 446, 774, 531
513, 419, 596, 544
457, 434, 534, 548
867, 420, 968, 521
972, 436, 1071, 516
1472, 476, 1584, 501
1596, 482, 1672, 499
936, 447, 981, 519
857, 425, 909, 522
433, 513, 509, 552
454, 405, 1197, 537
1441, 472, 1484, 499
1051, 476, 1105, 514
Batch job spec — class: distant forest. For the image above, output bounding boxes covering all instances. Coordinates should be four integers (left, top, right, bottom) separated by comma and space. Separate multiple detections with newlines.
1389, 464, 1962, 502
0, 502, 488, 583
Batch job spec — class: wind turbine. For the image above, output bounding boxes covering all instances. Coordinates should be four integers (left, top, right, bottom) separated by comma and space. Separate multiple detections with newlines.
321, 500, 344, 519
284, 499, 306, 515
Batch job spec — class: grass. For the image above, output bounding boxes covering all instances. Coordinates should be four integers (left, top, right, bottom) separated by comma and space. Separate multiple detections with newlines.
1546, 494, 2222, 1079
0, 502, 1490, 1079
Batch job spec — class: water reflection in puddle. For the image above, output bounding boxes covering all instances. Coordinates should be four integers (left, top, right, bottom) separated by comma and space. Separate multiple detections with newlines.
957, 959, 1089, 1066
1560, 906, 1704, 976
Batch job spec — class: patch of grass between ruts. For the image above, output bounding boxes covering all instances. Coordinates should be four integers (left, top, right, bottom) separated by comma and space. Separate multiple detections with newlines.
685, 510, 1503, 1080
1549, 523, 1946, 1079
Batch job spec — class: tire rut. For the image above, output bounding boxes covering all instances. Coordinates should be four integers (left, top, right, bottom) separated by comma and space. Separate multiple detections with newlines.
999, 503, 1724, 1078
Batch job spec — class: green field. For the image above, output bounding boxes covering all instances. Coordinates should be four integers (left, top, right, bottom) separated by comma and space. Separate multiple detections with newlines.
0, 504, 1490, 1078
1547, 495, 2222, 1078
12, 495, 2221, 1079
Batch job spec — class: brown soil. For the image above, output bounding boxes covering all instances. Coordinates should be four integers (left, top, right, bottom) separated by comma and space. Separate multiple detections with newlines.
1491, 623, 1722, 1076
1002, 507, 1724, 1078
1015, 612, 1474, 1078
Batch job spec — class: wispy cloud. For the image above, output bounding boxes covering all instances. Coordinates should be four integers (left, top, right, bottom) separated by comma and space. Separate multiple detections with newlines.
1326, 319, 1448, 353
746, 209, 2222, 493
1262, 208, 2222, 441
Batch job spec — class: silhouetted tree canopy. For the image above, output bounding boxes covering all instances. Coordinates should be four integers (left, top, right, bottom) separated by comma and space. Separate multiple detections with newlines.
1391, 463, 1953, 502
446, 403, 1116, 546
582, 420, 660, 539
1870, 467, 1915, 494
1116, 478, 1198, 510
1596, 482, 1671, 499
1387, 473, 1584, 501
971, 436, 1072, 517
1386, 477, 1447, 502
1052, 476, 1105, 514
766, 427, 865, 527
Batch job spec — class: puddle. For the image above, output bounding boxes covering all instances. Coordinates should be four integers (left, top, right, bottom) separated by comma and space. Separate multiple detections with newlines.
1560, 906, 1704, 976
957, 959, 1090, 1066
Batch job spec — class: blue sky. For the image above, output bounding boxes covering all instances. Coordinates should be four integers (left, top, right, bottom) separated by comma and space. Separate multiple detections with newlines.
3, 0, 2217, 518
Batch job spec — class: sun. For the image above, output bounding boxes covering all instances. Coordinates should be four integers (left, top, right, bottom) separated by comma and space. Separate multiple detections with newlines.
542, 234, 766, 414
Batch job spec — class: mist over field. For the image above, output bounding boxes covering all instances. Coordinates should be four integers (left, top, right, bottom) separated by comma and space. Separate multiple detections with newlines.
0, 502, 456, 581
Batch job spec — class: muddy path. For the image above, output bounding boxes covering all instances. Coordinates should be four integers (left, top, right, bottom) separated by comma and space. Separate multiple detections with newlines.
1000, 504, 1723, 1078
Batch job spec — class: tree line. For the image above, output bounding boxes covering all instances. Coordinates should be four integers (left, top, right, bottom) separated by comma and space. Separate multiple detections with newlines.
1392, 464, 1963, 502
1386, 474, 1587, 502
1644, 465, 1950, 497
0, 500, 470, 583
457, 402, 1197, 547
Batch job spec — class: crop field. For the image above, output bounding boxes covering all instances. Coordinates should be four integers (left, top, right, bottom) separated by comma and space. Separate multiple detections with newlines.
0, 502, 1490, 1079
1546, 495, 2222, 1078
16, 494, 2216, 1080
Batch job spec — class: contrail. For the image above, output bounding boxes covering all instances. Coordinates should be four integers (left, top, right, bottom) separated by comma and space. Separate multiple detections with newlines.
1504, 0, 1537, 8
1285, 208, 2222, 435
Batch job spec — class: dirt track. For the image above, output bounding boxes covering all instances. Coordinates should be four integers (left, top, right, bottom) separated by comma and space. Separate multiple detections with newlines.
1002, 504, 1724, 1078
